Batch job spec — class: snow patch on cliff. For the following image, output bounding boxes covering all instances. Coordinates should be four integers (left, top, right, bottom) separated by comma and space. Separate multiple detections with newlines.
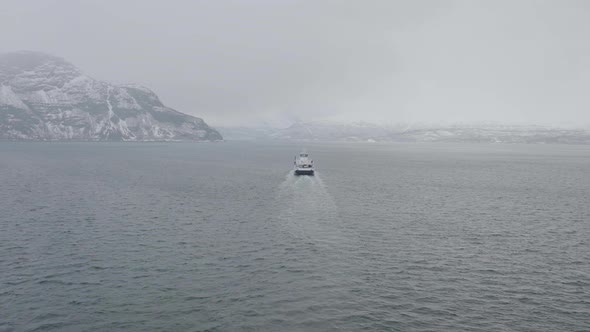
0, 85, 29, 110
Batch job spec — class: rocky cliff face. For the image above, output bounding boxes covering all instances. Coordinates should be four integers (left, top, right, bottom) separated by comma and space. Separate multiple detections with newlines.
0, 51, 222, 141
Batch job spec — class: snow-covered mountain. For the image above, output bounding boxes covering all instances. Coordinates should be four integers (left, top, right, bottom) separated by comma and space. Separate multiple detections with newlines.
0, 51, 222, 141
220, 121, 590, 144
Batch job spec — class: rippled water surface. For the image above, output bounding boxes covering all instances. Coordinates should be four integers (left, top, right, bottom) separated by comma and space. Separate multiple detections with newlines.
1, 142, 589, 331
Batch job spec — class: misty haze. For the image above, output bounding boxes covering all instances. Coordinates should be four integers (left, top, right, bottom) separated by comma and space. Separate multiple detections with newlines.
1, 1, 589, 331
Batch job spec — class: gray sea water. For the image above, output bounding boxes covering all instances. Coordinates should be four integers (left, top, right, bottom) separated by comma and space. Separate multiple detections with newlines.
1, 141, 589, 331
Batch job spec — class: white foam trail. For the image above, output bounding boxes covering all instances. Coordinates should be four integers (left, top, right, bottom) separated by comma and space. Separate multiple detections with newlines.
275, 171, 343, 246
312, 171, 326, 187
278, 171, 299, 190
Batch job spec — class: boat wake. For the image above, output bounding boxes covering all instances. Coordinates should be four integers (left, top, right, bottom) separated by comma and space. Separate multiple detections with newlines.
275, 172, 343, 246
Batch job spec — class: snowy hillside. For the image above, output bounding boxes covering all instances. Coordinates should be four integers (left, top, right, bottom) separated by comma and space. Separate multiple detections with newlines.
0, 51, 222, 141
219, 121, 590, 144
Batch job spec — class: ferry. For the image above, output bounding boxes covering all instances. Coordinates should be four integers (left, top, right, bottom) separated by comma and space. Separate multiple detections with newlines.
294, 151, 315, 176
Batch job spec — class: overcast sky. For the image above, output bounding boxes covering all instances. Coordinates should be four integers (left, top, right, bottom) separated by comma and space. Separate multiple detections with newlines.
2, 0, 590, 126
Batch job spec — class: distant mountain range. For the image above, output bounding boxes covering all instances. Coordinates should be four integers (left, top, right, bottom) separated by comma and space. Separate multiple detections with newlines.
0, 51, 222, 141
218, 121, 590, 144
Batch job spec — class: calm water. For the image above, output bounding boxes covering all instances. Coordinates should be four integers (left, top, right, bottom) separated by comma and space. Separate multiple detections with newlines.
1, 142, 589, 331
